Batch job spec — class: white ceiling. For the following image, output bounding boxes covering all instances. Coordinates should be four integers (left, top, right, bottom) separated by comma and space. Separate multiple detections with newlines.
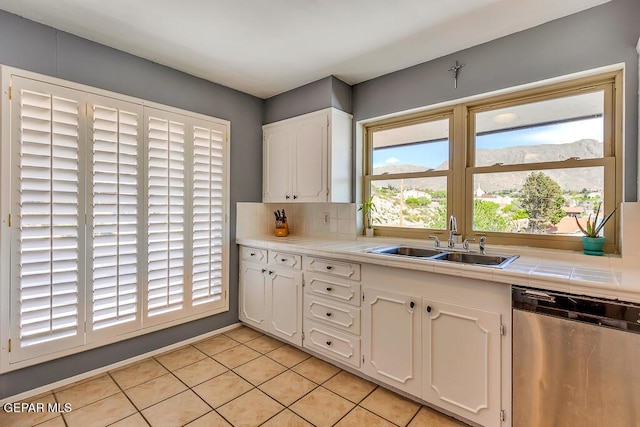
0, 0, 610, 98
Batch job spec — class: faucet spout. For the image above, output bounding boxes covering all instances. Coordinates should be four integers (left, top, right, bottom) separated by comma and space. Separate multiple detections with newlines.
448, 215, 457, 248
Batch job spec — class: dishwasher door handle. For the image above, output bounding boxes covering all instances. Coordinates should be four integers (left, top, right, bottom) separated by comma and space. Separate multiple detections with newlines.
523, 290, 556, 303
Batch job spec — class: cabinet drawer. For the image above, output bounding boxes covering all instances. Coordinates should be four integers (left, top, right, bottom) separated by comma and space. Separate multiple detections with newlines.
304, 257, 361, 281
241, 247, 267, 263
305, 296, 361, 335
270, 251, 302, 270
305, 273, 361, 307
304, 320, 361, 368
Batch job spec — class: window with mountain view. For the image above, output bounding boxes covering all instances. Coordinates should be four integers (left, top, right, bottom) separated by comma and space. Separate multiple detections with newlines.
364, 71, 621, 251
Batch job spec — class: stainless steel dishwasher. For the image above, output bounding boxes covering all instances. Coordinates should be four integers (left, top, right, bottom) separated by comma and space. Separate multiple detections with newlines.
512, 286, 640, 427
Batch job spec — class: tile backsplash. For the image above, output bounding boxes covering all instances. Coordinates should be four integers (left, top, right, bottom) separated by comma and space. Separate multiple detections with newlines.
237, 202, 357, 240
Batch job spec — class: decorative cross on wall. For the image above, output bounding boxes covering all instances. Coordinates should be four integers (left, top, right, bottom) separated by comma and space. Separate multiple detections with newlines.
448, 61, 465, 89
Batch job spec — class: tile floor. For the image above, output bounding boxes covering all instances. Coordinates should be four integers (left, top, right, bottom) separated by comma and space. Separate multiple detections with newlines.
1, 326, 468, 427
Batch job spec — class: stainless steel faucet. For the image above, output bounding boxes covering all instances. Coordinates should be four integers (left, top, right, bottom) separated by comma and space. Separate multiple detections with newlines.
447, 215, 457, 249
479, 235, 487, 254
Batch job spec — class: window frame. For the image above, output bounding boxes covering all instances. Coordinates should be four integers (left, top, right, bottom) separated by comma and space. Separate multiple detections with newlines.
0, 66, 230, 373
363, 71, 622, 252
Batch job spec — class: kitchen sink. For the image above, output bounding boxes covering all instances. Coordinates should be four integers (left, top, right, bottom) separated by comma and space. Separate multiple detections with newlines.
431, 251, 519, 268
368, 245, 519, 268
369, 245, 443, 258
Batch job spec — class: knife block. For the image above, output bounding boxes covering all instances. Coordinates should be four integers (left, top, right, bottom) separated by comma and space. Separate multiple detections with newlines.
274, 221, 289, 237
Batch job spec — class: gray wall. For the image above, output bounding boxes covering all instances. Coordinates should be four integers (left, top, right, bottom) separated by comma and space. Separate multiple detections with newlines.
0, 11, 263, 398
264, 75, 352, 124
353, 0, 640, 201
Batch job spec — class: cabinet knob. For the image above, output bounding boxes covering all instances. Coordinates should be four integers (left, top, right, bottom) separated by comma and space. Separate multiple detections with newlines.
268, 271, 273, 275
281, 258, 287, 262
293, 195, 298, 200
410, 301, 415, 309
326, 341, 332, 346
250, 252, 256, 256
285, 195, 290, 199
426, 305, 432, 313
261, 269, 266, 273
326, 287, 333, 292
326, 312, 332, 317
326, 266, 333, 270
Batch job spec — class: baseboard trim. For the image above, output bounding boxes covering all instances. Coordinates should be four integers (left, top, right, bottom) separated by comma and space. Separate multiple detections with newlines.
0, 322, 242, 404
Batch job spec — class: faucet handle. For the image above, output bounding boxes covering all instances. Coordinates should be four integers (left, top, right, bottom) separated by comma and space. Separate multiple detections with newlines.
462, 238, 475, 251
429, 235, 441, 248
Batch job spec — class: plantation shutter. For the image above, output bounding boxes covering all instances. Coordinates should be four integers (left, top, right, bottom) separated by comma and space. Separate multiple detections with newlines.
10, 77, 86, 361
146, 108, 187, 321
191, 120, 227, 310
87, 95, 143, 340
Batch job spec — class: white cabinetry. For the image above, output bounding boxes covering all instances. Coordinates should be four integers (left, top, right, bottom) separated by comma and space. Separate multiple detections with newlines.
422, 299, 502, 427
362, 288, 421, 396
238, 246, 303, 346
262, 108, 352, 203
303, 257, 362, 368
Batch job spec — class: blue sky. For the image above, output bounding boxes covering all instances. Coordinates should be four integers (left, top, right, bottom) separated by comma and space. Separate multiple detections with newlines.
373, 117, 603, 170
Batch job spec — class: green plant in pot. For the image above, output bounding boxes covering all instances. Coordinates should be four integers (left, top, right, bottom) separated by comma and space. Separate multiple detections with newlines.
575, 202, 616, 255
358, 196, 377, 237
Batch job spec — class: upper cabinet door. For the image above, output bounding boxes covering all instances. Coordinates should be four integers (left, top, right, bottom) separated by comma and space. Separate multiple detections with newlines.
263, 126, 291, 202
292, 114, 328, 202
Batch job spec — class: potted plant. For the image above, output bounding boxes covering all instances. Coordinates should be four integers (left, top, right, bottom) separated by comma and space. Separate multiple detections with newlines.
575, 202, 616, 255
358, 196, 377, 237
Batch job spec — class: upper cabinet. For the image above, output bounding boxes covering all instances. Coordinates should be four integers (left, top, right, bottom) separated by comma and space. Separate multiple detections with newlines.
263, 108, 352, 203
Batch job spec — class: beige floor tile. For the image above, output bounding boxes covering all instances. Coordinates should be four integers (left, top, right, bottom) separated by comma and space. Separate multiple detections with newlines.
173, 357, 228, 387
0, 393, 60, 427
216, 389, 283, 427
192, 371, 253, 408
408, 406, 468, 426
184, 410, 231, 427
63, 392, 136, 427
290, 387, 354, 427
258, 370, 317, 406
224, 325, 263, 343
335, 406, 395, 427
54, 374, 120, 409
193, 335, 239, 355
34, 415, 66, 427
360, 387, 421, 426
323, 371, 377, 403
141, 390, 210, 427
155, 345, 207, 371
110, 359, 169, 390
125, 373, 187, 410
291, 356, 341, 384
244, 335, 285, 353
261, 409, 313, 427
109, 412, 150, 427
265, 345, 310, 368
233, 355, 287, 385
212, 344, 260, 368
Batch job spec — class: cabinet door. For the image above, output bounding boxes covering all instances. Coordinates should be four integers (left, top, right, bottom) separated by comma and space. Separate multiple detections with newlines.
292, 114, 328, 202
263, 126, 291, 202
362, 288, 421, 396
268, 267, 303, 346
422, 299, 501, 427
239, 262, 268, 331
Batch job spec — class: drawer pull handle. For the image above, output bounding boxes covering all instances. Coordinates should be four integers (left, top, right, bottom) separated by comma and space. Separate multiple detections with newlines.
326, 266, 333, 270
326, 312, 332, 317
326, 287, 333, 292
410, 301, 415, 309
250, 252, 256, 256
326, 341, 332, 346
261, 269, 266, 273
426, 305, 432, 313
281, 258, 287, 262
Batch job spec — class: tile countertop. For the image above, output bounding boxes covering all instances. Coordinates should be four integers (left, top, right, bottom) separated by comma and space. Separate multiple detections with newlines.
236, 236, 640, 303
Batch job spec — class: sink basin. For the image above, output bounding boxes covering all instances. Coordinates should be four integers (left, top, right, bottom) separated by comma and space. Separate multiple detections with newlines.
432, 251, 519, 268
369, 246, 442, 258
369, 245, 519, 268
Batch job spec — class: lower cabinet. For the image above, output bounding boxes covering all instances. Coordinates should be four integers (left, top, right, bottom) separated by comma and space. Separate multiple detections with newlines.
361, 288, 422, 397
422, 299, 502, 427
239, 262, 269, 330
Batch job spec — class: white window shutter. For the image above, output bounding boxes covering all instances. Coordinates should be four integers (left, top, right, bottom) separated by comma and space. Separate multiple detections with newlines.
191, 120, 227, 310
10, 77, 86, 362
145, 108, 187, 321
87, 95, 143, 340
